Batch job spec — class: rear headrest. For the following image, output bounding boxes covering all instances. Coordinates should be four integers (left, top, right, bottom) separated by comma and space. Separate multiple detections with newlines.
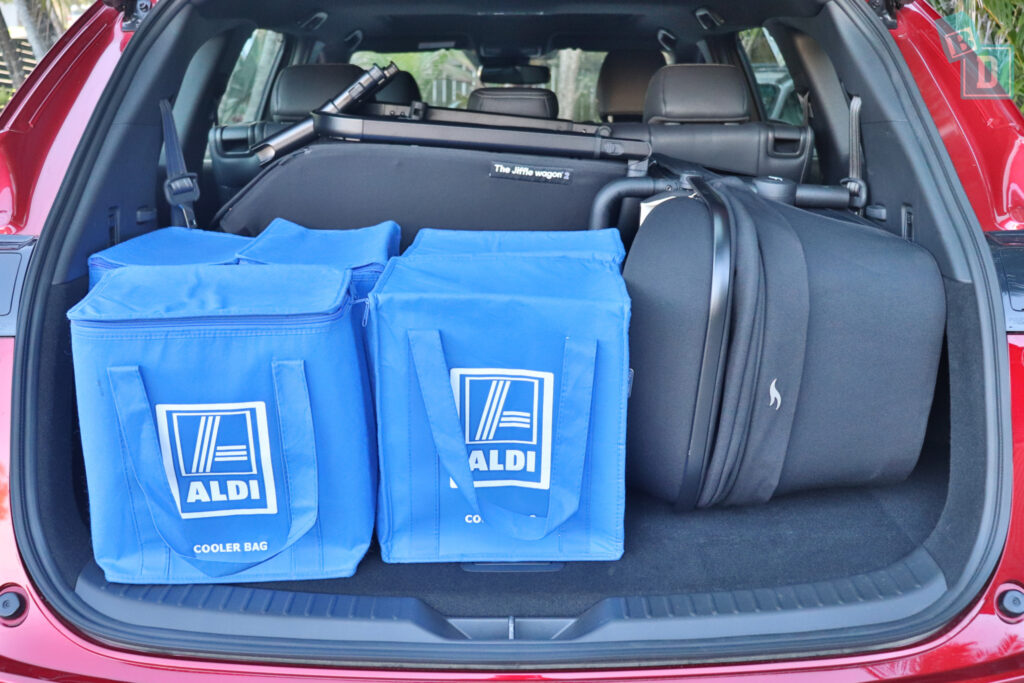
374, 71, 422, 105
644, 64, 750, 124
270, 64, 365, 122
596, 50, 667, 122
467, 87, 559, 119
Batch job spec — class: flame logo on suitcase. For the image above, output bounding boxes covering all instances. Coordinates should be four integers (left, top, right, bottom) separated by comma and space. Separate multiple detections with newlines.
449, 369, 553, 489
156, 402, 277, 518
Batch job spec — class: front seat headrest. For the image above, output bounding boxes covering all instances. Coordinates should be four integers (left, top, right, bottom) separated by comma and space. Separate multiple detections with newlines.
374, 71, 422, 105
467, 87, 559, 119
643, 64, 751, 124
270, 64, 365, 122
596, 50, 667, 122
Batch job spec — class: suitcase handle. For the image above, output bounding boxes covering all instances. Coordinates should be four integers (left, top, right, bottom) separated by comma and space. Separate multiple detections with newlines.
107, 361, 319, 577
408, 329, 596, 542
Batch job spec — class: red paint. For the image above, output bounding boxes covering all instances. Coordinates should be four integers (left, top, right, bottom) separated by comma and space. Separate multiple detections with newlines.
892, 1, 1024, 232
1, 1, 1024, 680
0, 3, 124, 236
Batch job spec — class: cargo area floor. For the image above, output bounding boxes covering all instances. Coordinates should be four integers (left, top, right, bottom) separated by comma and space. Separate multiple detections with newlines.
239, 456, 947, 618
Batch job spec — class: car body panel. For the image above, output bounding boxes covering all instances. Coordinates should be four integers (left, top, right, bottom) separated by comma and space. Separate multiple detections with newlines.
892, 1, 1024, 233
1, 0, 1024, 680
0, 3, 123, 237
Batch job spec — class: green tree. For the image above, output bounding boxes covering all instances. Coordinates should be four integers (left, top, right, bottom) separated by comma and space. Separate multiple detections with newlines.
350, 50, 479, 108
12, 0, 64, 60
0, 10, 25, 89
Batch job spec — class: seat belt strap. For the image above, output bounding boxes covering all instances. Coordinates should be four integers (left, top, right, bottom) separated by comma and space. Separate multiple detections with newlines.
841, 95, 867, 212
160, 99, 199, 229
797, 90, 811, 126
848, 95, 863, 181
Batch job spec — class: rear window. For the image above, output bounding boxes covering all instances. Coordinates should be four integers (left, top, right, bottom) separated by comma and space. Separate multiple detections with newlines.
350, 49, 607, 121
218, 29, 285, 125
739, 27, 804, 126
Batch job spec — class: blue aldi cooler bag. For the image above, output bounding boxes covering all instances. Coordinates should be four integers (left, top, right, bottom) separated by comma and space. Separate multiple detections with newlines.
235, 219, 400, 298
369, 248, 630, 563
404, 228, 625, 265
68, 264, 375, 583
87, 227, 250, 288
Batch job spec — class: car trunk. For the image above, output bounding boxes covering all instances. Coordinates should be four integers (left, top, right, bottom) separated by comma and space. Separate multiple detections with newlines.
9, 0, 1009, 670
16, 204, 996, 668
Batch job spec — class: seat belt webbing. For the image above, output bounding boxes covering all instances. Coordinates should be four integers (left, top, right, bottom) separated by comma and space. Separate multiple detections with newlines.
842, 95, 867, 212
160, 99, 199, 229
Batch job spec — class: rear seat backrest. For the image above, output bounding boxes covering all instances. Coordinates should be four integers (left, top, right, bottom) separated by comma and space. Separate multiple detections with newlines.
209, 63, 370, 204
643, 64, 750, 124
467, 87, 559, 119
614, 64, 814, 181
596, 50, 667, 123
374, 70, 422, 105
269, 63, 366, 121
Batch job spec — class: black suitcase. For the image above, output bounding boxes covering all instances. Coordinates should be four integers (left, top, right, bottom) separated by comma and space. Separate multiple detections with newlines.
624, 175, 946, 508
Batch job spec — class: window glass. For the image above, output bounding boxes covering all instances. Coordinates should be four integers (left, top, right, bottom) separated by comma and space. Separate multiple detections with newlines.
351, 49, 609, 121
739, 27, 804, 126
532, 50, 607, 122
351, 50, 478, 108
217, 30, 285, 125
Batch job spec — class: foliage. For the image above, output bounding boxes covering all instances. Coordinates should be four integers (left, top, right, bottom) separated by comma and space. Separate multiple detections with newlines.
351, 48, 605, 121
352, 49, 480, 108
932, 0, 1024, 111
548, 49, 605, 122
217, 30, 284, 125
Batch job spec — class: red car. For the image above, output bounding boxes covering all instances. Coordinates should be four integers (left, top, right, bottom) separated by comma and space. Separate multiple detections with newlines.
2, 0, 1024, 679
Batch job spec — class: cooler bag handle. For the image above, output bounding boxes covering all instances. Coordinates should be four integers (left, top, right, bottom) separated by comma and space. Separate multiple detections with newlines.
408, 329, 596, 541
107, 361, 318, 577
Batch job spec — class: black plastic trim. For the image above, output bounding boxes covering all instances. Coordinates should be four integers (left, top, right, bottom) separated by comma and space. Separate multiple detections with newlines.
0, 235, 35, 336
986, 231, 1024, 332
73, 547, 946, 658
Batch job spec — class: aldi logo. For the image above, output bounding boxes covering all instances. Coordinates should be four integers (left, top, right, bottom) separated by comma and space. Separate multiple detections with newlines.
155, 402, 277, 518
449, 368, 553, 489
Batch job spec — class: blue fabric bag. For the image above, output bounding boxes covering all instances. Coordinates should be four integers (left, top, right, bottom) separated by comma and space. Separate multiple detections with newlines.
404, 228, 625, 265
87, 227, 250, 288
68, 264, 376, 583
368, 244, 630, 563
235, 219, 400, 298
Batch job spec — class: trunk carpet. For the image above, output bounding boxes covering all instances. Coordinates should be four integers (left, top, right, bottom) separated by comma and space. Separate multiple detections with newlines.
250, 456, 947, 618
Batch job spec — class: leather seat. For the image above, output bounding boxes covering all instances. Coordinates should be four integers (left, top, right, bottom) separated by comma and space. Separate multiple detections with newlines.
466, 87, 559, 119
268, 63, 366, 121
374, 70, 422, 105
596, 50, 667, 122
614, 64, 814, 181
